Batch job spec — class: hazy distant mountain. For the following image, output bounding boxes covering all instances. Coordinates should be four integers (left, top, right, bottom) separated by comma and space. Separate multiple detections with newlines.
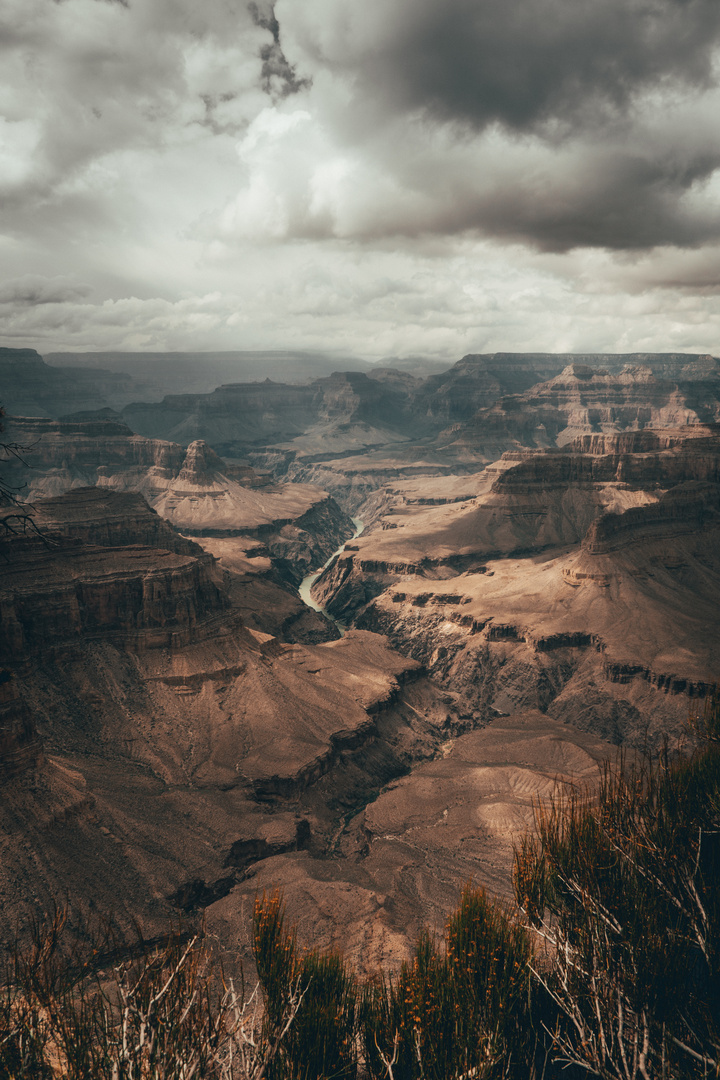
0, 346, 127, 417
45, 350, 374, 406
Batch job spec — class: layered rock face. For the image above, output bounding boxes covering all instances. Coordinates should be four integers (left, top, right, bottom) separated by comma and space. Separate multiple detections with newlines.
122, 369, 419, 454
3, 419, 355, 583
445, 363, 718, 460
491, 425, 720, 494
0, 489, 477, 962
118, 351, 719, 454
410, 353, 574, 424
145, 439, 354, 581
31, 488, 202, 555
274, 357, 720, 514
0, 539, 231, 657
312, 427, 720, 746
5, 351, 720, 528
0, 672, 43, 781
2, 415, 185, 500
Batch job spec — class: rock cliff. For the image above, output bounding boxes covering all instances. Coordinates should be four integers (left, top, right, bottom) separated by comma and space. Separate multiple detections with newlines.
0, 672, 43, 780
2, 415, 185, 500
312, 427, 720, 747
121, 369, 419, 454
0, 532, 230, 659
445, 363, 718, 461
3, 419, 355, 582
32, 488, 203, 555
145, 440, 354, 580
0, 490, 473, 960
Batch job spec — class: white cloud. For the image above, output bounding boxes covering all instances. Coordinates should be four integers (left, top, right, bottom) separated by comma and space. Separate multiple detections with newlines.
2, 248, 720, 361
1, 0, 720, 361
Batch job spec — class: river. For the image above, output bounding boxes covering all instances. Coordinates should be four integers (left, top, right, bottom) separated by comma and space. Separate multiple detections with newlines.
298, 516, 364, 627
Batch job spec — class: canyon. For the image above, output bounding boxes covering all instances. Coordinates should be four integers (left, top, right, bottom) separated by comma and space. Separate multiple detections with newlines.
1, 346, 718, 974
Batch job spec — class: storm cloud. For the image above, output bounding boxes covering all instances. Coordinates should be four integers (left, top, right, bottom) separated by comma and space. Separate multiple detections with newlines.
279, 0, 720, 134
1, 0, 720, 357
254, 0, 720, 251
0, 276, 93, 306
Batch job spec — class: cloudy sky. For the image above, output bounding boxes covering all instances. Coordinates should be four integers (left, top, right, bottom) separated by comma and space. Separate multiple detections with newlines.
2, 0, 720, 362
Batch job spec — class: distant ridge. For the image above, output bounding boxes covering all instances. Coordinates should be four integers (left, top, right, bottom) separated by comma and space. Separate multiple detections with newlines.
46, 349, 373, 396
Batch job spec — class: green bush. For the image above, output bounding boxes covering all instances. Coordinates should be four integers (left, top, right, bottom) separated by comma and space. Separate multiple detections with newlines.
253, 889, 357, 1080
360, 886, 536, 1080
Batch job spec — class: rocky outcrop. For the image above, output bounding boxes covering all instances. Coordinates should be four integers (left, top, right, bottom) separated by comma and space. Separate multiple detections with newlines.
570, 425, 720, 454
412, 352, 720, 429
2, 415, 186, 500
174, 439, 226, 485
486, 422, 720, 493
32, 488, 203, 556
447, 363, 715, 460
410, 353, 571, 424
4, 421, 355, 579
311, 428, 720, 747
0, 531, 231, 659
122, 369, 419, 454
0, 672, 43, 780
583, 482, 720, 554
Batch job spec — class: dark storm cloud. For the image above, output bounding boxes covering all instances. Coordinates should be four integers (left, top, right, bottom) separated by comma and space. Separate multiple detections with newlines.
0, 276, 92, 306
266, 0, 720, 253
249, 2, 311, 100
413, 143, 720, 251
294, 0, 720, 135
4, 0, 720, 357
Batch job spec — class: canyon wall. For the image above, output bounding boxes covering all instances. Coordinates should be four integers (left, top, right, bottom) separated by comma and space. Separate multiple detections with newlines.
312, 427, 720, 747
0, 673, 43, 781
3, 419, 355, 581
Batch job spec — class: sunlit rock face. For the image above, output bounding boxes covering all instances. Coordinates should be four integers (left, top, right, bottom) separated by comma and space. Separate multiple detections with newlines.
0, 489, 467, 962
147, 439, 355, 580
442, 364, 720, 463
313, 426, 720, 749
2, 420, 355, 583
2, 352, 720, 972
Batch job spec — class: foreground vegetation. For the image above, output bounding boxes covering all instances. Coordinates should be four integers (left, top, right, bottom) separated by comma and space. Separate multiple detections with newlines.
2, 698, 719, 1079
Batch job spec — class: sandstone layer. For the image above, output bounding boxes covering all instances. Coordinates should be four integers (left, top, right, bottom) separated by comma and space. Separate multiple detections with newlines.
436, 362, 720, 467
275, 357, 720, 515
312, 427, 720, 747
0, 492, 478, 963
3, 352, 720, 977
3, 418, 355, 584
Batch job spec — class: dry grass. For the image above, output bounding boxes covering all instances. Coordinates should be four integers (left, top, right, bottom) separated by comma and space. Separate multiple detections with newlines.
2, 697, 719, 1079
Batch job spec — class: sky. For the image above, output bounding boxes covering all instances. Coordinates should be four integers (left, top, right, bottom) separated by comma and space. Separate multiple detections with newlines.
2, 0, 720, 362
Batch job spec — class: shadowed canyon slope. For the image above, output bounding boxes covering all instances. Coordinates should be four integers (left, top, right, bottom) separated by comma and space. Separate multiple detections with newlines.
0, 491, 477, 962
2, 416, 354, 587
1, 349, 719, 973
